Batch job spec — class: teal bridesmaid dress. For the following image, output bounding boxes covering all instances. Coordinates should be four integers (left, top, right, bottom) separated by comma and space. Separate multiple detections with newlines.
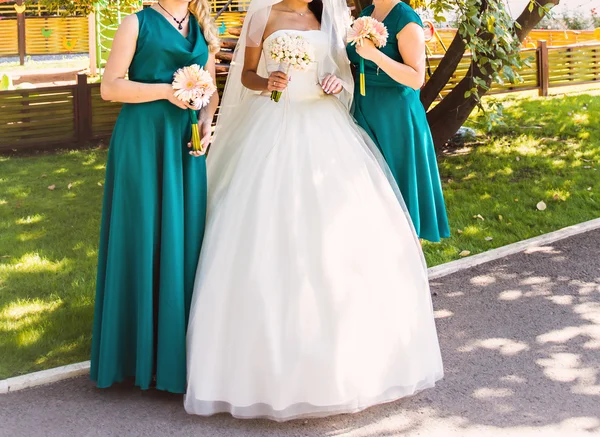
347, 2, 450, 242
91, 8, 209, 393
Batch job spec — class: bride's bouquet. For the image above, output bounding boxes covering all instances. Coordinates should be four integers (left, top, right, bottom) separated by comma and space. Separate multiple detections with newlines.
172, 64, 217, 152
267, 34, 315, 103
347, 17, 389, 96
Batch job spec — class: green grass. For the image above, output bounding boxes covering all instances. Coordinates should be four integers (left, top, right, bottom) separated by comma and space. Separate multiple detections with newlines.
1, 88, 600, 380
0, 149, 106, 379
422, 87, 600, 264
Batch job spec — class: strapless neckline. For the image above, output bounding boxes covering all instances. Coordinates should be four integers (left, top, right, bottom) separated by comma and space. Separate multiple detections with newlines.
263, 29, 323, 45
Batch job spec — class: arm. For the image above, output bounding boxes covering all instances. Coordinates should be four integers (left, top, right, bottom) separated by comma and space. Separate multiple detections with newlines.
241, 44, 288, 93
199, 53, 219, 124
355, 23, 426, 90
100, 14, 186, 108
191, 53, 219, 156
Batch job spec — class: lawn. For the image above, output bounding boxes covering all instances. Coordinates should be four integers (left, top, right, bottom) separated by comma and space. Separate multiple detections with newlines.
423, 86, 600, 264
1, 87, 599, 380
0, 150, 105, 379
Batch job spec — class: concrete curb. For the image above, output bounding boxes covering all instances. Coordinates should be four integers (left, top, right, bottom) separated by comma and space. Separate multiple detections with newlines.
427, 217, 600, 280
2, 217, 599, 394
0, 361, 90, 394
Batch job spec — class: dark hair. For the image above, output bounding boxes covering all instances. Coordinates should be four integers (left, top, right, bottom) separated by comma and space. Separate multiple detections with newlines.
308, 0, 323, 23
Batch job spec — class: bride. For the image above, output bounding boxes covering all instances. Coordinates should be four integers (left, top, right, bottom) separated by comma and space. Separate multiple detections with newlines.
184, 0, 443, 421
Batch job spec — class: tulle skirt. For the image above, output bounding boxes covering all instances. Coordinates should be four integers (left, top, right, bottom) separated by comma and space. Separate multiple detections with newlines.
184, 93, 443, 421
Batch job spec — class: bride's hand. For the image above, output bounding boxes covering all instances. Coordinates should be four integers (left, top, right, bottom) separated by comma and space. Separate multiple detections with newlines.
267, 71, 288, 92
321, 74, 343, 95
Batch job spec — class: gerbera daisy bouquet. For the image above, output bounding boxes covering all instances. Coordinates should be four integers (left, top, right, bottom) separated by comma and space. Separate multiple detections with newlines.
267, 33, 315, 103
172, 64, 217, 152
347, 16, 389, 96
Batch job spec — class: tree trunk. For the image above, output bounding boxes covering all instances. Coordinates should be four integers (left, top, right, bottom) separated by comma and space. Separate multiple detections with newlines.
427, 0, 561, 149
420, 34, 466, 110
420, 0, 491, 110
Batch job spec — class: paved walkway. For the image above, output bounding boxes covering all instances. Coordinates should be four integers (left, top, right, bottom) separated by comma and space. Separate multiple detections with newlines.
1, 230, 599, 437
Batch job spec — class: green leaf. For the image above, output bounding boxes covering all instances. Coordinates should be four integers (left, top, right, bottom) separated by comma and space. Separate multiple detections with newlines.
0, 73, 12, 91
465, 23, 477, 35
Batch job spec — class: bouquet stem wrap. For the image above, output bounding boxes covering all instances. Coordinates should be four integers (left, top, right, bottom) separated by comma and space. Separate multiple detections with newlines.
171, 64, 217, 153
347, 17, 389, 98
189, 109, 202, 152
359, 58, 366, 96
271, 63, 291, 103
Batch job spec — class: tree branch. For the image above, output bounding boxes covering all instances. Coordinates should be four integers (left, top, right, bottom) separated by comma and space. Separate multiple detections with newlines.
427, 0, 561, 148
421, 34, 467, 110
421, 0, 489, 110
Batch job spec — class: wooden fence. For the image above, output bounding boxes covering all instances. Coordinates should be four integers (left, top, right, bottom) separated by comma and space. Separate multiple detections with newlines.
0, 74, 120, 152
1, 41, 599, 152
427, 28, 599, 56
0, 2, 89, 59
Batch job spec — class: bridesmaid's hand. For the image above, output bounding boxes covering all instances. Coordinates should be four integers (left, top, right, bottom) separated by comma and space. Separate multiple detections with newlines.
187, 120, 212, 157
200, 120, 213, 150
355, 39, 379, 63
321, 74, 344, 95
267, 71, 288, 92
163, 84, 189, 110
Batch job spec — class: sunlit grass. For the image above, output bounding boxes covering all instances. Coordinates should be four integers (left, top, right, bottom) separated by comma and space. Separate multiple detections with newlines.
423, 87, 600, 265
1, 87, 599, 380
0, 149, 105, 379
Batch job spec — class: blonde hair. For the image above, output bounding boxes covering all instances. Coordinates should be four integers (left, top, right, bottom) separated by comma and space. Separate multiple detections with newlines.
189, 0, 220, 54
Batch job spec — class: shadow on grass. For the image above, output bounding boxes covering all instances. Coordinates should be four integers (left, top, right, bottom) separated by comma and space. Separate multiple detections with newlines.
424, 92, 600, 266
0, 149, 106, 379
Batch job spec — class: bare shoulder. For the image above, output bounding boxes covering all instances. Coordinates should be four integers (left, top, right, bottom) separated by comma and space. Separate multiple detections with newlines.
397, 22, 424, 42
117, 13, 140, 38
263, 8, 286, 35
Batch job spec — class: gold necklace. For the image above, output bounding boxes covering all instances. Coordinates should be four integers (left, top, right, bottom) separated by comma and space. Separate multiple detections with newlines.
282, 5, 311, 16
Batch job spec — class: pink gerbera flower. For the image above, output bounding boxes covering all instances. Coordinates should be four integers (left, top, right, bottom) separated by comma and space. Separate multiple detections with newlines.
347, 17, 388, 48
372, 21, 389, 47
172, 64, 217, 108
172, 66, 199, 103
347, 16, 368, 44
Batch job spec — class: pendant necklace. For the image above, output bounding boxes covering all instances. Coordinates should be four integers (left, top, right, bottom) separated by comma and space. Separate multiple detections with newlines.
284, 6, 311, 16
157, 2, 189, 30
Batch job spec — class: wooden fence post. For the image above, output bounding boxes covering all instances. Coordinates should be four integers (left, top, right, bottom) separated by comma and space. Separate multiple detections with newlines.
75, 73, 92, 144
16, 0, 26, 65
88, 12, 98, 76
538, 40, 549, 97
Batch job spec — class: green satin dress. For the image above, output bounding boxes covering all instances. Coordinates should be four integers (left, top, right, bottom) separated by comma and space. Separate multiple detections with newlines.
347, 2, 450, 242
91, 8, 208, 393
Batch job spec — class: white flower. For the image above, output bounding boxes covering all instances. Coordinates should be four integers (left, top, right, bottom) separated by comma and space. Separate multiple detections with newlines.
268, 33, 315, 72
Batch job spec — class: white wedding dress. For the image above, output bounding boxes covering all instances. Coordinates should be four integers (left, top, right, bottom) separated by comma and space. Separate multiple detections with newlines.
184, 29, 443, 421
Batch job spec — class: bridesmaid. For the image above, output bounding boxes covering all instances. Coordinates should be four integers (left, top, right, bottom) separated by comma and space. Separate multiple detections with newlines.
91, 0, 219, 393
347, 0, 450, 242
